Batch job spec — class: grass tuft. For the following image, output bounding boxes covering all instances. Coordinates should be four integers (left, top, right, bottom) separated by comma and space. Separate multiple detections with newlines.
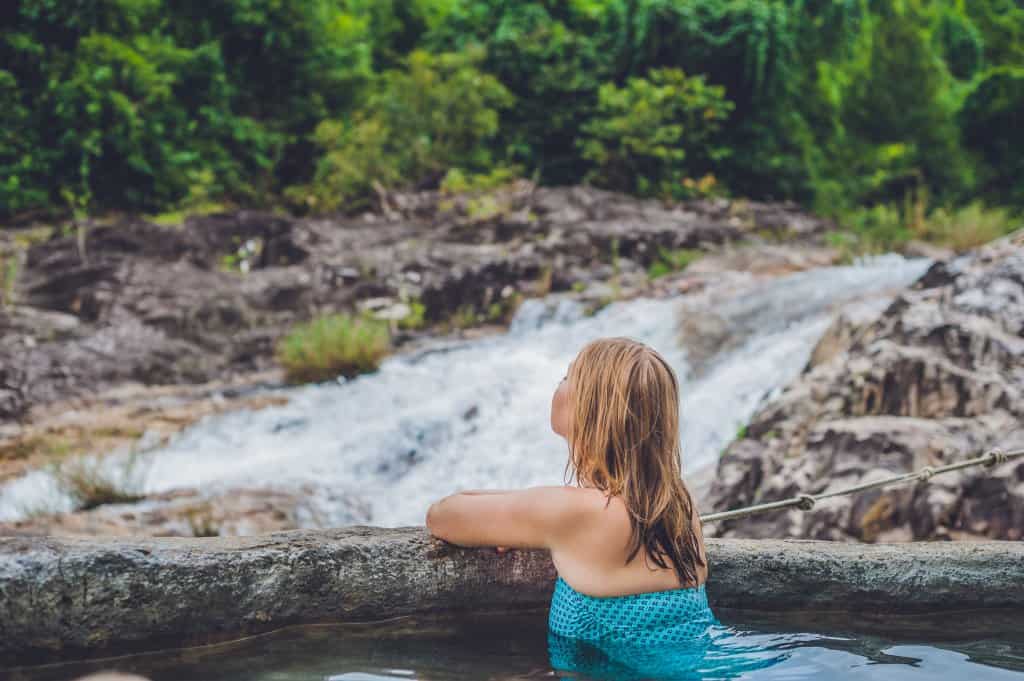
52, 454, 148, 512
276, 313, 391, 383
923, 203, 1017, 252
833, 200, 1018, 257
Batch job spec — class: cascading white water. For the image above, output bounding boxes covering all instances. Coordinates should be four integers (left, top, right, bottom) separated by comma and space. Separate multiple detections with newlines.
0, 256, 932, 526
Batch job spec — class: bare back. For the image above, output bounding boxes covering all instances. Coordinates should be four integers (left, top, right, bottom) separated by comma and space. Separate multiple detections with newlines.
549, 487, 709, 598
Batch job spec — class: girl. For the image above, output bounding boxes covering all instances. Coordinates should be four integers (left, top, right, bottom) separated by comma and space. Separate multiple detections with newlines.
426, 337, 716, 645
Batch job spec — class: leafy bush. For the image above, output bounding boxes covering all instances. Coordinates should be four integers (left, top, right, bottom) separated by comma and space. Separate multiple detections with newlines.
0, 0, 373, 216
838, 204, 912, 255
440, 165, 522, 194
276, 314, 391, 383
578, 68, 733, 198
295, 47, 513, 211
959, 68, 1024, 208
425, 2, 617, 185
924, 203, 1018, 252
833, 200, 1017, 256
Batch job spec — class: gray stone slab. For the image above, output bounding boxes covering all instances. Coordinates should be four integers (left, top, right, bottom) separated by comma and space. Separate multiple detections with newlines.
1, 529, 1022, 665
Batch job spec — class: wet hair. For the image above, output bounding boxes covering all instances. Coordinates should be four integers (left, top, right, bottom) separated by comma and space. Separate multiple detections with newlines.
564, 337, 707, 587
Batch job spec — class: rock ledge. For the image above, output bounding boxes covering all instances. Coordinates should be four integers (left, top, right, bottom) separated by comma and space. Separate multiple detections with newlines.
1, 528, 1022, 665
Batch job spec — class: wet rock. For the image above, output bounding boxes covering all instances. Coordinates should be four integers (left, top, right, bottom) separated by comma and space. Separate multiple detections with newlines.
707, 233, 1024, 541
0, 485, 369, 538
4, 186, 834, 421
0, 361, 26, 422
0, 531, 1020, 665
0, 305, 80, 341
182, 211, 312, 270
0, 380, 288, 486
807, 297, 891, 368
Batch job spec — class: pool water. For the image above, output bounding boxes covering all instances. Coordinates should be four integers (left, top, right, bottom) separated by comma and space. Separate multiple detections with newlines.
9, 609, 1024, 681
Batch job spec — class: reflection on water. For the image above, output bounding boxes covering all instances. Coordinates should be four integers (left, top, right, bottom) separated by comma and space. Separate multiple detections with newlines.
9, 608, 1024, 681
549, 626, 789, 680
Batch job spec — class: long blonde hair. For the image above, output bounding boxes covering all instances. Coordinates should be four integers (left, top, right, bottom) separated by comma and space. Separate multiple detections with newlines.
565, 337, 706, 586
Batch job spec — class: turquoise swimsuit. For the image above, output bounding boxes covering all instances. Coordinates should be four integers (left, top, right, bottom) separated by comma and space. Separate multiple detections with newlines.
547, 575, 723, 679
547, 576, 785, 679
548, 574, 718, 644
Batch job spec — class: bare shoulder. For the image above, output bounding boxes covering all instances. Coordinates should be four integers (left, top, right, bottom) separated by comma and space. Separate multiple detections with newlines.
554, 487, 634, 536
517, 485, 610, 514
519, 486, 630, 529
540, 485, 618, 509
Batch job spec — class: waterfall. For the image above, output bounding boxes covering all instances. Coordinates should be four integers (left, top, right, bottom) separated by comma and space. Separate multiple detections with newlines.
0, 256, 931, 526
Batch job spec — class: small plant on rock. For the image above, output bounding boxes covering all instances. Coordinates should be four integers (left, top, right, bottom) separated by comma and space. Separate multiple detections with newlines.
397, 300, 427, 331
449, 305, 480, 330
0, 253, 18, 307
53, 453, 148, 512
276, 313, 391, 383
647, 247, 702, 280
185, 503, 222, 537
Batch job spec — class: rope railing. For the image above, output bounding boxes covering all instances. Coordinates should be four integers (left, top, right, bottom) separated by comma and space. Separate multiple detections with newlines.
700, 447, 1024, 524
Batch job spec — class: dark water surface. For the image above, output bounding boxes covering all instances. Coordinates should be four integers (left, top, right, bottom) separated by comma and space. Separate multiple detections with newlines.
9, 609, 1024, 681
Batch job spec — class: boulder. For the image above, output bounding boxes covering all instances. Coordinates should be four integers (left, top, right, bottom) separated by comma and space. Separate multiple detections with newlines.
707, 232, 1024, 541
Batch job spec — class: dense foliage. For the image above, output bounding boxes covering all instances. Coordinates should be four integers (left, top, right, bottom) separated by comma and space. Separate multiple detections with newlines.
2, 0, 1022, 223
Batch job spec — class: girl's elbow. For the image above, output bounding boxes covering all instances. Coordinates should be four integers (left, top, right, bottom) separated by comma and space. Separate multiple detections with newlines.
425, 501, 448, 539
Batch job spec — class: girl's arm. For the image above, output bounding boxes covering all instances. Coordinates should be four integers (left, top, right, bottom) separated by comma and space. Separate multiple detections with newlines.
425, 486, 585, 549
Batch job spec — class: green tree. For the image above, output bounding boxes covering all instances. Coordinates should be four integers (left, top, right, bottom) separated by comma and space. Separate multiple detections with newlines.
578, 68, 733, 197
426, 1, 622, 183
960, 67, 1024, 207
2, 0, 1023, 219
297, 47, 514, 211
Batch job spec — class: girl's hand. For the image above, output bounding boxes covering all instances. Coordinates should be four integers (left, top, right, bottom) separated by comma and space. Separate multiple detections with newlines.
495, 546, 511, 554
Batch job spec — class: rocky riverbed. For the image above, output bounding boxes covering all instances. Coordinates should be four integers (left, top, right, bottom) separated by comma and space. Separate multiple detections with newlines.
0, 184, 830, 424
1, 186, 845, 535
5, 186, 1018, 544
706, 231, 1024, 541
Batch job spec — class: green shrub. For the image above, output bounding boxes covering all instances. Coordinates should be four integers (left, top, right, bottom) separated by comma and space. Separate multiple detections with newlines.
440, 165, 522, 194
832, 199, 1017, 257
924, 202, 1017, 252
959, 68, 1024, 207
464, 194, 504, 222
276, 314, 391, 383
647, 248, 703, 280
297, 47, 513, 211
836, 204, 912, 255
578, 68, 733, 198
